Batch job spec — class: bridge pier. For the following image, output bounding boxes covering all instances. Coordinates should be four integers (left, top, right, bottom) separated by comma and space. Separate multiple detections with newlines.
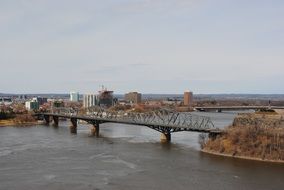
70, 118, 77, 134
52, 116, 59, 127
160, 133, 171, 143
44, 115, 50, 125
91, 123, 100, 137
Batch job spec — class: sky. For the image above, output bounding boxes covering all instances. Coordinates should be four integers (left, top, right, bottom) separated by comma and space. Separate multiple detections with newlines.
0, 0, 283, 94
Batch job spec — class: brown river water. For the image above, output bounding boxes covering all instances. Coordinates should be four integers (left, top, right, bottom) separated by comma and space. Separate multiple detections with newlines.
0, 112, 283, 190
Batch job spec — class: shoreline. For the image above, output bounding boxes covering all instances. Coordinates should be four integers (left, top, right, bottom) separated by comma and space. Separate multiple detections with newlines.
1, 117, 284, 164
201, 149, 284, 164
0, 119, 44, 127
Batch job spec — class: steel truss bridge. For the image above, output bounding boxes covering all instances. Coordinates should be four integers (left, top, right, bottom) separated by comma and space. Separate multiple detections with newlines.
36, 107, 222, 142
195, 106, 284, 112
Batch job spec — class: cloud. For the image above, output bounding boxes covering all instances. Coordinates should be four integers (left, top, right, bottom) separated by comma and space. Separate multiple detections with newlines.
114, 0, 200, 14
0, 0, 283, 93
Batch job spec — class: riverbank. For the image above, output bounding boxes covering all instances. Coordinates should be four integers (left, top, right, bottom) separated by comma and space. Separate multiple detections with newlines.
0, 113, 45, 127
201, 149, 284, 164
0, 119, 44, 127
202, 112, 284, 163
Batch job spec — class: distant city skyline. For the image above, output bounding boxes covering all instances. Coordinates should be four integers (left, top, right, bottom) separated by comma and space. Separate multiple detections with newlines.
1, 0, 283, 94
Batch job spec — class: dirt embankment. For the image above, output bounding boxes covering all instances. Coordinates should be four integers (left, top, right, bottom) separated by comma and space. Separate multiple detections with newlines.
202, 112, 284, 163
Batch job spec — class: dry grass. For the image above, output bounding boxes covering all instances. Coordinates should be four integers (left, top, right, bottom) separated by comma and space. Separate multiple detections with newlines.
203, 125, 284, 161
202, 112, 284, 161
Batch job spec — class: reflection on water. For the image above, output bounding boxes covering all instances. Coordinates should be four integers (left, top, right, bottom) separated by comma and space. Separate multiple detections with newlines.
0, 111, 283, 190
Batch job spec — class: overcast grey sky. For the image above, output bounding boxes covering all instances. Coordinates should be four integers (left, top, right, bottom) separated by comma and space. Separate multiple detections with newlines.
0, 0, 283, 94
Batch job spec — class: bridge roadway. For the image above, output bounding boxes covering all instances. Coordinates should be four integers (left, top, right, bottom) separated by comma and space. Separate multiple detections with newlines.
195, 106, 284, 112
37, 111, 222, 142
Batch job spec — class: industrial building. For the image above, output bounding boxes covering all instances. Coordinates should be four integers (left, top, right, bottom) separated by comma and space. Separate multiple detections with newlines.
184, 91, 193, 107
70, 92, 79, 102
98, 88, 114, 108
125, 92, 142, 104
83, 94, 98, 108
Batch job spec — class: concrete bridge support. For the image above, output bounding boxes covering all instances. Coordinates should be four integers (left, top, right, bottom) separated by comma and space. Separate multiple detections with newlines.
44, 115, 50, 125
160, 133, 171, 143
52, 116, 59, 127
91, 123, 100, 137
70, 118, 77, 134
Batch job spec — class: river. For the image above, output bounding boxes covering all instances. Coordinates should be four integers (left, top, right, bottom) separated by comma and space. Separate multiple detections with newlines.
0, 111, 283, 190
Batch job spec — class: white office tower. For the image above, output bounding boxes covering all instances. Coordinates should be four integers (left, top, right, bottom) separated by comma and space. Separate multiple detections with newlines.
83, 94, 98, 108
70, 92, 79, 102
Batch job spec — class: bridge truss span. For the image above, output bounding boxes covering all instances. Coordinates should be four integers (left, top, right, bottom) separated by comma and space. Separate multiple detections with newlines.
40, 107, 221, 142
52, 107, 216, 133
111, 111, 215, 133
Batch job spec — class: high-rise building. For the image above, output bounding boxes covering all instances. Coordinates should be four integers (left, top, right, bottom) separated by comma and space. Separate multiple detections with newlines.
25, 100, 39, 111
83, 94, 98, 108
70, 92, 79, 102
125, 92, 142, 104
183, 91, 193, 107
